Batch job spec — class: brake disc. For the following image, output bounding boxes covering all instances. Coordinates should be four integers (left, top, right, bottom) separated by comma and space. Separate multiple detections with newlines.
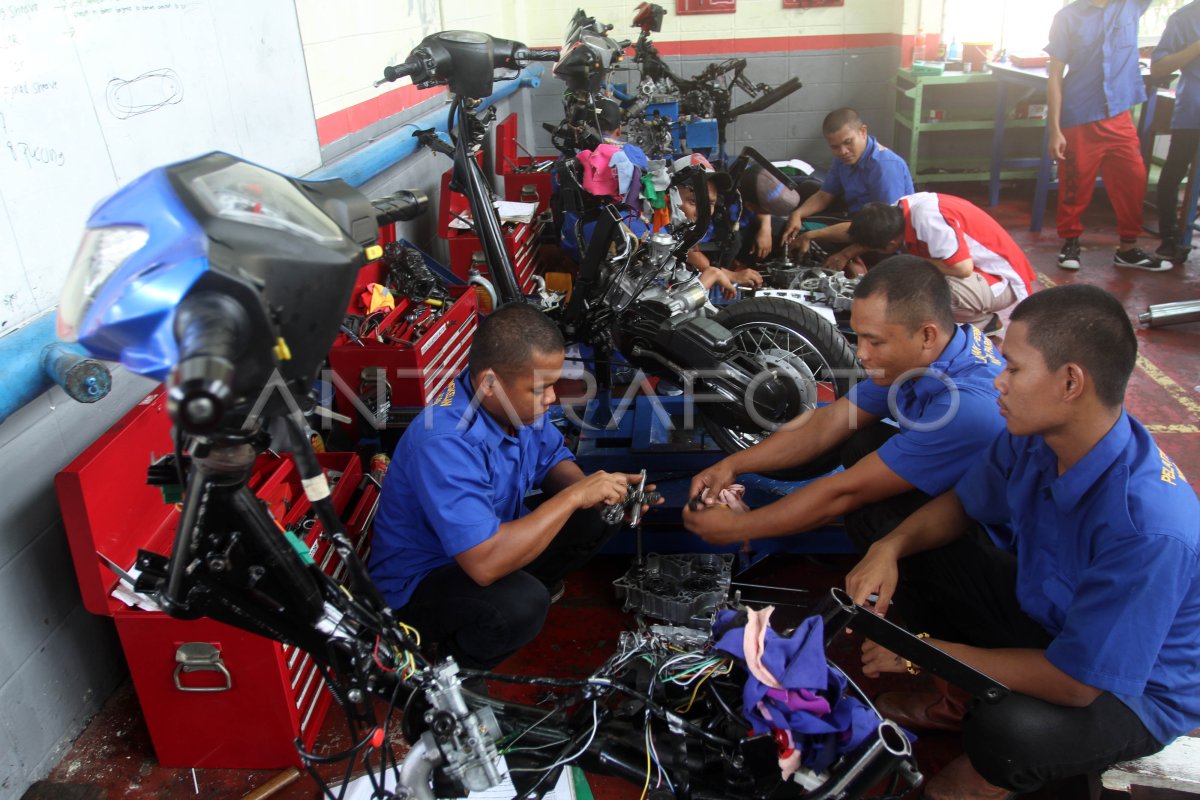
745, 349, 818, 427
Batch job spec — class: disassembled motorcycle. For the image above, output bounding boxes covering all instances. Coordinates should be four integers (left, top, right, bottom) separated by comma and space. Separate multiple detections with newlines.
393, 28, 859, 474
623, 3, 803, 158
549, 5, 802, 160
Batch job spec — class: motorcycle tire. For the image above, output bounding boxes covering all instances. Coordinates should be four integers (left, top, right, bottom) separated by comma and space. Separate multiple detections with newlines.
703, 297, 861, 481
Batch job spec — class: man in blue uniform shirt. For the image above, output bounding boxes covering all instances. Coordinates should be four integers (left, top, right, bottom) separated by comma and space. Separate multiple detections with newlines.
1047, 0, 1168, 271
848, 284, 1200, 799
369, 304, 644, 669
780, 107, 914, 244
1151, 0, 1200, 263
683, 255, 1005, 548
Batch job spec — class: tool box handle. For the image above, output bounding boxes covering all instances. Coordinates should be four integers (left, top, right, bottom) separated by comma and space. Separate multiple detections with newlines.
174, 642, 233, 692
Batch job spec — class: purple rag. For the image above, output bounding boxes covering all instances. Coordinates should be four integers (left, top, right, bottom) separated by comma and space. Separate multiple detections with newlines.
714, 610, 879, 773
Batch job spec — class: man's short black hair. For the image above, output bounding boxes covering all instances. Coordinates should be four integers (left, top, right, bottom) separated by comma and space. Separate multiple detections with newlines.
1009, 284, 1137, 408
848, 202, 906, 250
469, 302, 564, 378
596, 97, 622, 135
853, 254, 955, 333
822, 107, 864, 136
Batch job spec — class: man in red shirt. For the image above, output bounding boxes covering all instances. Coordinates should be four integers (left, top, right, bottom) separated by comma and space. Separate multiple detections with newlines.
795, 194, 1036, 335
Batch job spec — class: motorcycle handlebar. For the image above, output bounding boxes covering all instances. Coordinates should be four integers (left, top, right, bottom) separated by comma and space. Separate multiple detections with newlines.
371, 190, 430, 226
378, 34, 555, 96
515, 48, 560, 62
167, 293, 247, 434
375, 60, 421, 87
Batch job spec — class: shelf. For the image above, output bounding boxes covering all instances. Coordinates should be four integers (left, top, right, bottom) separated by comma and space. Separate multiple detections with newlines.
893, 67, 1048, 188
912, 155, 1039, 183
894, 112, 1046, 133
915, 168, 1039, 183
895, 68, 1000, 86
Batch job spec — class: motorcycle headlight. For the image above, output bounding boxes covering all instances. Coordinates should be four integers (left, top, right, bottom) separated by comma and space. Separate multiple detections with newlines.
57, 225, 149, 341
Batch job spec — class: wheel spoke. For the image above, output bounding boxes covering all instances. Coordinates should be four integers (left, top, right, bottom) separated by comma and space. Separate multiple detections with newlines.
707, 308, 859, 458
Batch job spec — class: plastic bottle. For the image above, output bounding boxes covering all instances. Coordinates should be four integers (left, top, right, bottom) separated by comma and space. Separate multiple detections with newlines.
913, 27, 927, 63
947, 37, 962, 62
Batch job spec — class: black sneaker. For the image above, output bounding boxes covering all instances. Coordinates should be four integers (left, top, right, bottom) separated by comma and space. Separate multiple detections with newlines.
1155, 237, 1190, 264
1114, 247, 1172, 272
980, 314, 1004, 337
548, 581, 566, 605
1057, 238, 1081, 270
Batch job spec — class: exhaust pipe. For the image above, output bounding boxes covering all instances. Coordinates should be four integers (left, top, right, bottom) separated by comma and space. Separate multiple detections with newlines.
1139, 300, 1200, 328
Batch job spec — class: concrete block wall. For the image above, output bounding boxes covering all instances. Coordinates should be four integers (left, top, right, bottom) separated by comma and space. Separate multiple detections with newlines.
0, 367, 156, 800
524, 45, 901, 166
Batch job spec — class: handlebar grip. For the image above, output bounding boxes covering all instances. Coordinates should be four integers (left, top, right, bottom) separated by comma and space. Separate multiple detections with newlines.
167, 293, 247, 434
516, 48, 561, 62
376, 61, 421, 86
371, 190, 430, 226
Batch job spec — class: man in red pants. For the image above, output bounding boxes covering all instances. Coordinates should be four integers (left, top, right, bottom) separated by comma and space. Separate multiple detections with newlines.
1047, 0, 1171, 272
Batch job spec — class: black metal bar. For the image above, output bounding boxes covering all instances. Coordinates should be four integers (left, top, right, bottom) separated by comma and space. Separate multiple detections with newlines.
230, 486, 325, 620
824, 587, 1009, 703
161, 465, 210, 613
456, 104, 522, 304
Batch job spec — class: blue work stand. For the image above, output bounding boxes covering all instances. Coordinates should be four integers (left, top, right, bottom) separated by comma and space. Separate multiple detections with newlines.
565, 393, 854, 560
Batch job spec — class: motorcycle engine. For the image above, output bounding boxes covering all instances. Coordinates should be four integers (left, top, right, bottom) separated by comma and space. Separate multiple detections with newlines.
681, 88, 715, 118
638, 277, 710, 318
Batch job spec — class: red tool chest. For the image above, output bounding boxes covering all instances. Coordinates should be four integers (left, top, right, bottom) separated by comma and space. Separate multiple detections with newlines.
56, 388, 378, 768
495, 112, 555, 216
326, 247, 479, 427
437, 168, 543, 293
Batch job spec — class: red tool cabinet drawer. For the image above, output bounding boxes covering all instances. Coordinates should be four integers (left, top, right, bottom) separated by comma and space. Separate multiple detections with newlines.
495, 112, 554, 215
57, 389, 378, 768
438, 167, 543, 293
328, 281, 478, 425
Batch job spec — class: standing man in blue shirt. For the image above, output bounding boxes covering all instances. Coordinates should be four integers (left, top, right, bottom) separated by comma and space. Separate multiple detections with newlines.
683, 256, 1005, 549
780, 107, 914, 244
368, 304, 645, 669
1151, 0, 1200, 264
847, 284, 1200, 799
1047, 0, 1170, 272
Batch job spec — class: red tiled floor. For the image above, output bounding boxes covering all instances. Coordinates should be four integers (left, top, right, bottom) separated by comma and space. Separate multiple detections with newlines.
35, 183, 1198, 799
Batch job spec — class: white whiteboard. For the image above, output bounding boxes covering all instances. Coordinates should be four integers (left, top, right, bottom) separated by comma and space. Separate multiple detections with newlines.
0, 0, 322, 333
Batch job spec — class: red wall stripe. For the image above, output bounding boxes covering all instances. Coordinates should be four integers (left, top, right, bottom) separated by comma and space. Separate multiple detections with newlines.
649, 31, 900, 55
315, 32, 902, 146
316, 83, 447, 146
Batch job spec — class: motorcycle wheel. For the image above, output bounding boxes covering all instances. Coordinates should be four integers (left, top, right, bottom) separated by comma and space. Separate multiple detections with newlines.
703, 297, 861, 481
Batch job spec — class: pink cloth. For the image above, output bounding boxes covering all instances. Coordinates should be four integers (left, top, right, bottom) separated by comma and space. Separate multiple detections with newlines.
699, 483, 749, 512
742, 606, 783, 689
778, 748, 802, 781
579, 143, 622, 199
757, 699, 803, 780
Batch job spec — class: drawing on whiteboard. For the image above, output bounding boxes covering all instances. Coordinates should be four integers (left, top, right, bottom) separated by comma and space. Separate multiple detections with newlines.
6, 141, 66, 168
106, 68, 183, 119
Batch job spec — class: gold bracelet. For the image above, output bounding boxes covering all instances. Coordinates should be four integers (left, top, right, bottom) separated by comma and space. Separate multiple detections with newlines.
903, 633, 931, 676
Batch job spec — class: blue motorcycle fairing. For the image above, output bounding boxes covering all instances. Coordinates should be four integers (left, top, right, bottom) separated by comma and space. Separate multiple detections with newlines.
77, 166, 210, 381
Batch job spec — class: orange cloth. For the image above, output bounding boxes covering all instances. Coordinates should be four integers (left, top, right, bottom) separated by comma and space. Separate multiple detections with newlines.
360, 283, 395, 314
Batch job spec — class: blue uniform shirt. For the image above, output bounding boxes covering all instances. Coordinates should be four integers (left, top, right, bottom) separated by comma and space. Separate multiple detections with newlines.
1046, 0, 1151, 129
956, 414, 1200, 745
1152, 1, 1200, 130
821, 135, 914, 214
848, 325, 1006, 496
368, 371, 575, 609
